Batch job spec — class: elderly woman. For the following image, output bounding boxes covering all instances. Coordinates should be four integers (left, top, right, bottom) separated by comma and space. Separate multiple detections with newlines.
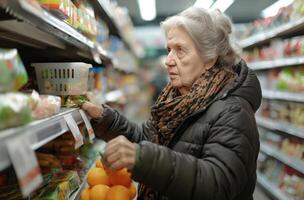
82, 6, 261, 200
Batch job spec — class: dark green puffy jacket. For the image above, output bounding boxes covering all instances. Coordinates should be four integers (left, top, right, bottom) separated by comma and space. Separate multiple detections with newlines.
94, 60, 262, 200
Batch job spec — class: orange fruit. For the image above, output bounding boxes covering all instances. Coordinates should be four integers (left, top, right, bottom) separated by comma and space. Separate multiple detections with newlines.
96, 159, 104, 169
105, 185, 131, 200
90, 184, 110, 200
128, 182, 137, 199
109, 168, 132, 187
81, 187, 90, 200
87, 168, 110, 187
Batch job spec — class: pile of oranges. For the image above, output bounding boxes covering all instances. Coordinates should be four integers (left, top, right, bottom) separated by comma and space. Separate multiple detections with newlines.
81, 159, 136, 200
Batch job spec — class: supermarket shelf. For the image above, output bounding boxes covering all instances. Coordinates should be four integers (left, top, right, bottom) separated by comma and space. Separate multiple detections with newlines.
0, 0, 111, 64
93, 0, 144, 58
239, 18, 304, 49
262, 89, 304, 103
260, 143, 304, 174
248, 56, 304, 70
256, 116, 304, 139
257, 172, 290, 200
0, 108, 83, 171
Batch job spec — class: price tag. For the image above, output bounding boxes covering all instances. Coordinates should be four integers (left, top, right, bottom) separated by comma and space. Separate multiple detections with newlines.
64, 114, 84, 149
79, 109, 95, 142
6, 136, 42, 197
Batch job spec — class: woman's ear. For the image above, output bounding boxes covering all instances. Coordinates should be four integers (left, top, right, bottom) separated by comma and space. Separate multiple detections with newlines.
205, 57, 218, 70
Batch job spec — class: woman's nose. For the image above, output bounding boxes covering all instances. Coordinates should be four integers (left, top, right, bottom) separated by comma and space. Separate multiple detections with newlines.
165, 52, 176, 67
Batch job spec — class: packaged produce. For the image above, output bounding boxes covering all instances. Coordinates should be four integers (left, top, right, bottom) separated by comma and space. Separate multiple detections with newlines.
33, 170, 80, 200
0, 93, 35, 130
0, 49, 28, 93
61, 95, 88, 107
37, 152, 62, 175
276, 68, 293, 91
32, 92, 61, 120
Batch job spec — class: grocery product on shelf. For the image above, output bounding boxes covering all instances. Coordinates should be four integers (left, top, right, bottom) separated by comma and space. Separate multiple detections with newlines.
259, 127, 304, 162
32, 170, 81, 200
39, 0, 71, 19
258, 154, 304, 199
240, 0, 304, 40
37, 0, 99, 39
0, 93, 35, 130
276, 67, 304, 92
281, 138, 304, 161
0, 49, 28, 93
259, 99, 304, 127
243, 36, 304, 62
61, 95, 89, 108
256, 66, 304, 93
80, 159, 136, 200
32, 93, 61, 120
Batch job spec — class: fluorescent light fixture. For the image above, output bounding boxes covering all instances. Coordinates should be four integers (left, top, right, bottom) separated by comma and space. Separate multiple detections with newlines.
261, 0, 294, 18
194, 0, 214, 9
137, 0, 156, 21
210, 0, 234, 12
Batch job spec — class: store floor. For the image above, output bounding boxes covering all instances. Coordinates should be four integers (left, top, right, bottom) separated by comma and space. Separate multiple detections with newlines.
254, 185, 271, 200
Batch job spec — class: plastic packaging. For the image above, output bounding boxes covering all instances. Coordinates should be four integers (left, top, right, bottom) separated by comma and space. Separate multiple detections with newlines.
61, 95, 88, 108
0, 93, 34, 130
32, 93, 61, 120
0, 49, 28, 93
32, 170, 80, 200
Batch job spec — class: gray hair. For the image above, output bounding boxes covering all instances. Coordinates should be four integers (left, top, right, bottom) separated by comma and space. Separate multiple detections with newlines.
160, 6, 241, 68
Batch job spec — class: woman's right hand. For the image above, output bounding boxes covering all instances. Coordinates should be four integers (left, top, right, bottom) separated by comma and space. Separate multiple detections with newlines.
82, 101, 104, 119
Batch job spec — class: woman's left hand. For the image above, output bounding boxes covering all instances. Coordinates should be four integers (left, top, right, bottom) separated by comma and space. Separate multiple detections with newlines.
103, 135, 137, 171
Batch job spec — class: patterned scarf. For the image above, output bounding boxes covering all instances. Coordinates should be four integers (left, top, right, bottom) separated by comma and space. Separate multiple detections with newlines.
138, 65, 237, 200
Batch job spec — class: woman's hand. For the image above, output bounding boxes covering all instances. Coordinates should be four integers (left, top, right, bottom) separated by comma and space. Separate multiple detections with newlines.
81, 101, 103, 119
103, 135, 137, 171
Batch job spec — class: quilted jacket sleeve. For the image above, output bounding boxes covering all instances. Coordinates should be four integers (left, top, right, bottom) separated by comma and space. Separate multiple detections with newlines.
131, 103, 259, 200
93, 105, 156, 142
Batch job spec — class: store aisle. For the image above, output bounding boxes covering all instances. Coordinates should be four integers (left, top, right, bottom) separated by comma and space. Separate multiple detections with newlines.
254, 186, 271, 200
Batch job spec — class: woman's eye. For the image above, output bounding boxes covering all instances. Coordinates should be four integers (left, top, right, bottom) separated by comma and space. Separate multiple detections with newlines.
167, 48, 171, 53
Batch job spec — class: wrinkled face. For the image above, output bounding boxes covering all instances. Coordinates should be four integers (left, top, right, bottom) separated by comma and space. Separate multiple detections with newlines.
165, 26, 206, 95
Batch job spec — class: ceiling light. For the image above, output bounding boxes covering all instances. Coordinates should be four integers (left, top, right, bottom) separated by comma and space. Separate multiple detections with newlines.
194, 0, 214, 9
137, 0, 156, 21
261, 0, 294, 18
210, 0, 235, 12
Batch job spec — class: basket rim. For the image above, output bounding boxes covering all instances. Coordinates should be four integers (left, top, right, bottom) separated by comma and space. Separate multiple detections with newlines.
31, 62, 92, 68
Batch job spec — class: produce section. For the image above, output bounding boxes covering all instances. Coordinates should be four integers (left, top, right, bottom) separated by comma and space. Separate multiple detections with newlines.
240, 1, 304, 199
2, 0, 304, 199
0, 0, 142, 199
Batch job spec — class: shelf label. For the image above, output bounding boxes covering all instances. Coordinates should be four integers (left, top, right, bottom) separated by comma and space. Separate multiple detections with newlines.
64, 114, 83, 149
79, 109, 95, 142
6, 136, 42, 197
